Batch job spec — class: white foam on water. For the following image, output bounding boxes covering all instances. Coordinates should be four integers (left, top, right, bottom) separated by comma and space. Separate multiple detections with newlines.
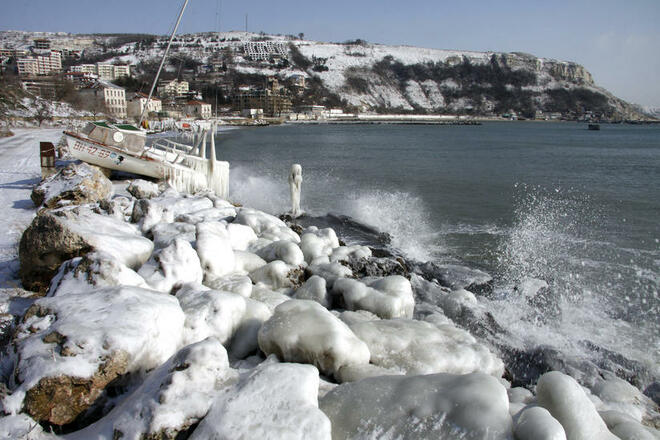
489, 184, 660, 377
336, 189, 443, 262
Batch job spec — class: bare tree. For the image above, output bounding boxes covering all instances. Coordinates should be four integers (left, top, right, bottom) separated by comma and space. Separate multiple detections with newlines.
31, 99, 53, 127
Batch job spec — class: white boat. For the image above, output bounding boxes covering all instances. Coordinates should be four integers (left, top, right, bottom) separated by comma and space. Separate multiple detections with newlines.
63, 121, 229, 197
63, 0, 228, 197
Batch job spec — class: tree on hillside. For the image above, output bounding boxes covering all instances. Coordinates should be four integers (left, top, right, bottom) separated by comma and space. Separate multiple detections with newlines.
0, 78, 27, 134
31, 99, 53, 127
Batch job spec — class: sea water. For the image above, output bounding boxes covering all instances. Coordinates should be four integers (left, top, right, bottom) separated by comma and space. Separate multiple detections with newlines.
208, 121, 659, 382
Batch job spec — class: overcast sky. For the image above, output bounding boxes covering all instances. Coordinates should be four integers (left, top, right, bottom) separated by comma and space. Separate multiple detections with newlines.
2, 0, 659, 107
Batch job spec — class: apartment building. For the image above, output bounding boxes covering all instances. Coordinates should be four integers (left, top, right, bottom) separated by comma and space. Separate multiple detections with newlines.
127, 92, 162, 119
17, 50, 62, 75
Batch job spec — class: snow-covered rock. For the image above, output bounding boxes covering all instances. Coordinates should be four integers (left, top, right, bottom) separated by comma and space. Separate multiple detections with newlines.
19, 207, 153, 293
332, 275, 414, 319
300, 227, 340, 264
68, 338, 237, 440
6, 286, 184, 424
126, 179, 159, 200
254, 240, 305, 266
249, 260, 301, 290
228, 298, 272, 359
320, 372, 512, 439
175, 283, 247, 347
138, 238, 203, 293
258, 299, 370, 378
0, 414, 58, 440
306, 261, 352, 288
190, 360, 331, 440
31, 162, 113, 209
203, 273, 253, 298
250, 285, 292, 311
150, 221, 196, 249
47, 251, 147, 296
233, 249, 268, 273
195, 221, 235, 278
234, 208, 301, 243
348, 318, 504, 377
293, 275, 330, 308
514, 406, 567, 440
536, 371, 619, 440
131, 191, 213, 232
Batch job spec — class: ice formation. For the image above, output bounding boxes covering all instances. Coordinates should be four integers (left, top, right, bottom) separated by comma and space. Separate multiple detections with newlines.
258, 299, 370, 378
288, 163, 303, 218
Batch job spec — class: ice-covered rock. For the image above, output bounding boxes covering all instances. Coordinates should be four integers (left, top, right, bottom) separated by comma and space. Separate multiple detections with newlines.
536, 371, 618, 440
7, 286, 184, 425
249, 260, 301, 290
195, 221, 235, 278
19, 207, 153, 293
175, 283, 247, 347
414, 262, 493, 295
329, 244, 372, 262
226, 222, 258, 250
126, 179, 159, 199
131, 192, 213, 232
203, 273, 253, 298
0, 414, 58, 439
175, 206, 237, 224
150, 221, 196, 249
138, 238, 203, 293
31, 162, 113, 209
47, 251, 147, 296
320, 372, 512, 439
293, 275, 330, 308
332, 275, 414, 319
306, 262, 353, 288
254, 240, 305, 266
590, 376, 658, 424
233, 250, 268, 273
348, 318, 504, 377
229, 298, 272, 359
599, 411, 660, 440
68, 338, 237, 440
190, 360, 331, 440
300, 227, 340, 263
234, 208, 301, 243
258, 299, 370, 378
250, 285, 292, 312
514, 406, 567, 440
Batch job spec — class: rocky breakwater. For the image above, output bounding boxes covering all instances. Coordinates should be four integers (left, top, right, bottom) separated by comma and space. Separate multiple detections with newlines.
0, 164, 658, 439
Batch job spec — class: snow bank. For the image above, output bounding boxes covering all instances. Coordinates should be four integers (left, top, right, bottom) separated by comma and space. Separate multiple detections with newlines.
190, 360, 331, 440
348, 318, 504, 377
320, 372, 512, 439
258, 299, 370, 378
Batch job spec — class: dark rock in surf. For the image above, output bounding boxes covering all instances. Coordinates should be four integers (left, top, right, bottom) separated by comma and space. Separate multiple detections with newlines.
413, 262, 493, 295
340, 255, 409, 279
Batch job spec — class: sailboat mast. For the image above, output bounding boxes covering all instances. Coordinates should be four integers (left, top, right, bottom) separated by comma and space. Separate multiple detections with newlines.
139, 0, 190, 126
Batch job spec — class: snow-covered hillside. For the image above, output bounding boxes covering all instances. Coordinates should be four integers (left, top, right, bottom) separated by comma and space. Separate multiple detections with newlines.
1, 30, 646, 119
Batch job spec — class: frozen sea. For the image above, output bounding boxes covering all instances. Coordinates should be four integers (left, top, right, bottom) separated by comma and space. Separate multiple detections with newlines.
201, 121, 659, 384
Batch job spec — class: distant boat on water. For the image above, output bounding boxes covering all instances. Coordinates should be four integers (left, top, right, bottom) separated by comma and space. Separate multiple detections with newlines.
588, 123, 601, 130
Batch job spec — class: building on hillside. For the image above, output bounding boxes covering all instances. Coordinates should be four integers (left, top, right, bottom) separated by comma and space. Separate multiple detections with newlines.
69, 64, 97, 75
298, 105, 326, 117
96, 63, 115, 80
63, 71, 97, 88
231, 77, 292, 117
184, 100, 212, 119
33, 39, 51, 50
243, 41, 287, 61
21, 78, 59, 100
127, 92, 162, 119
158, 79, 189, 97
17, 50, 62, 75
91, 80, 127, 118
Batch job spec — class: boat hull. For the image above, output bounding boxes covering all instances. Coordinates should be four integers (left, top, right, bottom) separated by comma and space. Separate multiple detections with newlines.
64, 133, 166, 178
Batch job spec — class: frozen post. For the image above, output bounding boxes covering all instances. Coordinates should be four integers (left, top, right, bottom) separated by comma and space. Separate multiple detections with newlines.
289, 164, 303, 217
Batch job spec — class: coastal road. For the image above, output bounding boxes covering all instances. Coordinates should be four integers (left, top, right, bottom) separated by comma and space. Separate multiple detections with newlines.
0, 128, 62, 292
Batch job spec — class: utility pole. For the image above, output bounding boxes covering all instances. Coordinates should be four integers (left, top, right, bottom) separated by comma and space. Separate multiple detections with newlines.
245, 14, 248, 33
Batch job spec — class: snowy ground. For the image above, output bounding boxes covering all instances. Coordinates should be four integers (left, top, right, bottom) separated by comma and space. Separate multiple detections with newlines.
0, 128, 63, 296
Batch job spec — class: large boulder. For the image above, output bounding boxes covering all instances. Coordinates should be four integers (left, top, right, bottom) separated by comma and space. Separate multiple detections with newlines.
19, 207, 153, 293
258, 300, 370, 379
190, 360, 331, 440
31, 162, 113, 209
320, 372, 512, 439
70, 338, 237, 440
138, 238, 203, 293
5, 286, 184, 425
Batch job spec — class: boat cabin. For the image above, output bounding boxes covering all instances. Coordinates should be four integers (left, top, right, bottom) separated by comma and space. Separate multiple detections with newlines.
82, 121, 147, 153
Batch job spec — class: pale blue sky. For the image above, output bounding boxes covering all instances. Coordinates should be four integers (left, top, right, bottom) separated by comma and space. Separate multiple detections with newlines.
2, 0, 659, 106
